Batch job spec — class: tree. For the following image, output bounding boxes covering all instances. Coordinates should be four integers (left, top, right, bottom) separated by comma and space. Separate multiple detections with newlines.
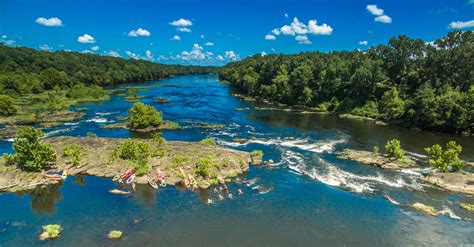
385, 139, 405, 159
0, 94, 17, 116
12, 127, 56, 171
379, 87, 405, 121
127, 102, 163, 129
424, 141, 464, 172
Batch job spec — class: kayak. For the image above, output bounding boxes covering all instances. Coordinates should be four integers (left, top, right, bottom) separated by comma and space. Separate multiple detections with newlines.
126, 174, 136, 184
112, 174, 121, 182
45, 173, 62, 179
148, 179, 158, 189
109, 189, 130, 195
121, 168, 136, 180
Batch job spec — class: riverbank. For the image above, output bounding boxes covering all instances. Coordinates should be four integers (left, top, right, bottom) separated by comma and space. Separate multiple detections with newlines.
337, 149, 417, 169
0, 136, 251, 193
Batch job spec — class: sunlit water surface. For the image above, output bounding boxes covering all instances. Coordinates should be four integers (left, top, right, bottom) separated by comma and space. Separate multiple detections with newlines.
0, 75, 473, 246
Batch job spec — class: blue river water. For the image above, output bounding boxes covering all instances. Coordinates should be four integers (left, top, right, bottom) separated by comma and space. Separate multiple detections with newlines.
0, 75, 473, 246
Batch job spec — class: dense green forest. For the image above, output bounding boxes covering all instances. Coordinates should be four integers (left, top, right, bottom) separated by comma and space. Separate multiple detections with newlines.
0, 44, 216, 96
219, 31, 473, 135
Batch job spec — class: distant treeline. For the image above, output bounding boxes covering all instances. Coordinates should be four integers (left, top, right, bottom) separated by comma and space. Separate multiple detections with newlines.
219, 31, 473, 135
0, 44, 217, 96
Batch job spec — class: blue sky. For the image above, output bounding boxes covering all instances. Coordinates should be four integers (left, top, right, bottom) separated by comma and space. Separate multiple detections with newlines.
1, 0, 473, 65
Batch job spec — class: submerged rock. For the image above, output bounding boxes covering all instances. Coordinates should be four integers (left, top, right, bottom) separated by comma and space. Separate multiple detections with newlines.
39, 224, 62, 241
107, 230, 123, 239
460, 203, 474, 213
411, 203, 438, 216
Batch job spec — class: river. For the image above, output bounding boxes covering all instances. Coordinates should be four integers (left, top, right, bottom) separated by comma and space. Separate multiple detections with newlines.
0, 75, 473, 246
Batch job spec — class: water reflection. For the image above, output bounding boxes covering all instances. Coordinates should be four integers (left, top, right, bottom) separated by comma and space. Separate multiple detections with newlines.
72, 175, 86, 186
27, 183, 63, 215
134, 185, 157, 206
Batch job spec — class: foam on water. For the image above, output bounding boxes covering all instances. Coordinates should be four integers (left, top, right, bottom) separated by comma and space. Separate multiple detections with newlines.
86, 117, 113, 123
438, 207, 462, 220
44, 126, 78, 138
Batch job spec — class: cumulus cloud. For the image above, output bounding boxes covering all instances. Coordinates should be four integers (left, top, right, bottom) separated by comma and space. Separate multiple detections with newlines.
200, 34, 205, 39
106, 50, 121, 57
35, 17, 63, 26
177, 43, 213, 61
358, 40, 368, 45
261, 51, 267, 57
295, 35, 311, 44
271, 17, 333, 38
177, 27, 192, 32
225, 51, 239, 61
171, 35, 181, 41
1, 35, 7, 39
91, 46, 100, 51
216, 55, 225, 61
284, 13, 289, 18
449, 20, 474, 29
367, 4, 392, 24
205, 42, 214, 46
125, 51, 140, 60
145, 50, 153, 61
375, 15, 392, 24
265, 34, 276, 40
39, 44, 52, 51
366, 5, 384, 16
169, 18, 193, 27
77, 34, 96, 43
128, 28, 151, 37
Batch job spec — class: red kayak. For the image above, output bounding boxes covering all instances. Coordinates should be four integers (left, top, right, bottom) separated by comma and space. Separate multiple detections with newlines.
121, 168, 136, 180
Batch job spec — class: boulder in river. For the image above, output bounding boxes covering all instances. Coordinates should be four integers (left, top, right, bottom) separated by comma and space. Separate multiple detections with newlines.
337, 149, 417, 169
422, 172, 474, 195
411, 203, 438, 216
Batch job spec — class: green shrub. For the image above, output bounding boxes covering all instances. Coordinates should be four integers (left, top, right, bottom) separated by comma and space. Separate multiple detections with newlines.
86, 132, 97, 137
134, 161, 148, 176
128, 102, 163, 129
424, 141, 464, 172
63, 144, 82, 166
350, 101, 380, 119
12, 127, 56, 171
385, 139, 405, 159
152, 132, 165, 146
200, 138, 216, 145
0, 94, 18, 116
373, 146, 380, 154
196, 156, 212, 178
2, 153, 16, 166
171, 155, 189, 168
115, 139, 151, 162
250, 150, 263, 158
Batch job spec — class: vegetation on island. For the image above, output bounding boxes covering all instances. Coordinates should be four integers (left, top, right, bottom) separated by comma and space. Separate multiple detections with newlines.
219, 31, 473, 135
3, 127, 56, 171
200, 138, 217, 146
385, 139, 405, 160
424, 141, 464, 172
39, 224, 62, 240
63, 144, 82, 166
107, 230, 123, 239
127, 102, 163, 129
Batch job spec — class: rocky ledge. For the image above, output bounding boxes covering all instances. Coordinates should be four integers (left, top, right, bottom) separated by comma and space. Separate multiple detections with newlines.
337, 149, 417, 169
0, 137, 251, 193
422, 172, 474, 195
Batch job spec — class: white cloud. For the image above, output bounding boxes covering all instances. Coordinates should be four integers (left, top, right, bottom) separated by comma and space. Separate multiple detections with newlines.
177, 43, 213, 61
128, 28, 151, 37
366, 5, 384, 16
449, 20, 474, 29
171, 35, 181, 41
295, 35, 311, 44
77, 34, 96, 43
145, 50, 153, 61
1, 35, 7, 39
265, 34, 276, 40
200, 34, 205, 39
177, 27, 192, 32
91, 46, 100, 51
307, 20, 333, 35
4, 40, 15, 46
261, 51, 267, 57
284, 13, 289, 18
205, 42, 214, 46
106, 50, 121, 57
35, 17, 63, 27
272, 28, 281, 35
169, 18, 193, 27
358, 40, 368, 45
272, 17, 333, 39
225, 50, 239, 61
367, 4, 392, 24
39, 44, 52, 51
216, 55, 225, 61
125, 51, 140, 60
375, 15, 392, 24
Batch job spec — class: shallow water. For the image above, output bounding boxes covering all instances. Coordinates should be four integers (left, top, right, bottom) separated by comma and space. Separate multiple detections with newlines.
0, 75, 473, 246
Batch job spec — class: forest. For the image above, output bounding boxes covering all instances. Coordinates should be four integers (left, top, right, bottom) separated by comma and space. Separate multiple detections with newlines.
219, 31, 473, 135
0, 44, 216, 96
